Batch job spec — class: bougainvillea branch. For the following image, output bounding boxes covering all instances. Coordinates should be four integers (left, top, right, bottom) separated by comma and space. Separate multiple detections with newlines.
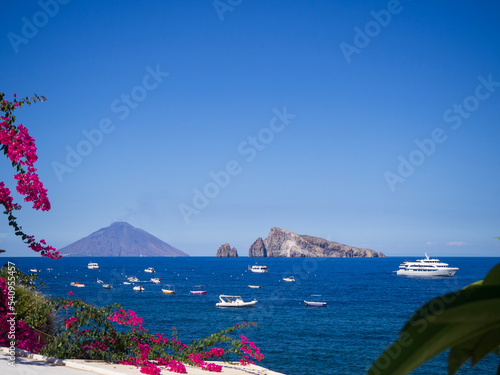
37, 294, 263, 374
0, 92, 60, 259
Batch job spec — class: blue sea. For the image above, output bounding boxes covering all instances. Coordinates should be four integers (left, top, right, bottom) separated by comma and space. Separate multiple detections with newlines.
4, 256, 500, 375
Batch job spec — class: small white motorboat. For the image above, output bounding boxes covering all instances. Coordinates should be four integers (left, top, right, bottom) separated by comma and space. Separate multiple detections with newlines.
248, 285, 261, 289
123, 281, 132, 285
127, 276, 140, 282
133, 285, 145, 292
70, 282, 85, 288
150, 278, 161, 284
144, 267, 155, 273
283, 276, 295, 282
97, 279, 104, 284
103, 284, 113, 289
304, 300, 327, 307
249, 265, 269, 273
162, 285, 175, 294
29, 269, 41, 273
216, 295, 257, 308
304, 295, 327, 307
87, 262, 99, 270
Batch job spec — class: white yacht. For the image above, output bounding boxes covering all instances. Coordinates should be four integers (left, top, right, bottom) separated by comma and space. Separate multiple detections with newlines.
87, 262, 99, 270
396, 253, 458, 277
249, 265, 269, 273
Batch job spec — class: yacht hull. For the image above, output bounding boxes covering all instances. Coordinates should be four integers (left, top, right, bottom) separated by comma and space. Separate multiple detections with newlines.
397, 268, 458, 277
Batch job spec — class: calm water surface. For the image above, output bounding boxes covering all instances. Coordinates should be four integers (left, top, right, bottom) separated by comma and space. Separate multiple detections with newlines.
5, 256, 499, 375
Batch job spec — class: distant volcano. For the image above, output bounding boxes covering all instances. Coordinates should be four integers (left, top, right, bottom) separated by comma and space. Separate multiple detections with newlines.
60, 222, 189, 257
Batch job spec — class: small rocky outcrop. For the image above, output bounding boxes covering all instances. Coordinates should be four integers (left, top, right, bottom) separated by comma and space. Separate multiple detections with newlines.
248, 237, 267, 257
216, 243, 238, 257
248, 227, 384, 258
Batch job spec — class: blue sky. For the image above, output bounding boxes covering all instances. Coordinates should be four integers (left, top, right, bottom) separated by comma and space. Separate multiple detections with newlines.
1, 0, 499, 257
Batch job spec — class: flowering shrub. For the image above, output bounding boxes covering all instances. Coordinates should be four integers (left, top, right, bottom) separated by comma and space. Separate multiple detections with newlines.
0, 277, 44, 352
0, 92, 59, 259
39, 295, 264, 374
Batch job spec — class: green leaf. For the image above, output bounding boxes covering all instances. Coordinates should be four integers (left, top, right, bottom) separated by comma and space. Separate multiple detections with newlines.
448, 328, 500, 375
449, 344, 474, 375
368, 284, 500, 375
370, 319, 500, 375
484, 263, 500, 286
463, 280, 483, 289
429, 286, 500, 324
470, 328, 500, 366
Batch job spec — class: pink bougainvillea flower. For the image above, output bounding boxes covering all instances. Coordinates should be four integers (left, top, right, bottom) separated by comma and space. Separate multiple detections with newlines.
0, 93, 59, 259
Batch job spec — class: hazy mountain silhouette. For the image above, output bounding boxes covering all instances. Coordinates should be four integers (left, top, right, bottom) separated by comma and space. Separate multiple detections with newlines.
60, 222, 189, 257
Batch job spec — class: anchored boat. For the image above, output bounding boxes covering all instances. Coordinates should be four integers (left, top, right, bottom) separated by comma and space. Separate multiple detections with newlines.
190, 285, 207, 295
304, 300, 327, 307
249, 265, 269, 273
396, 253, 459, 277
304, 295, 327, 307
216, 295, 257, 308
162, 285, 175, 294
